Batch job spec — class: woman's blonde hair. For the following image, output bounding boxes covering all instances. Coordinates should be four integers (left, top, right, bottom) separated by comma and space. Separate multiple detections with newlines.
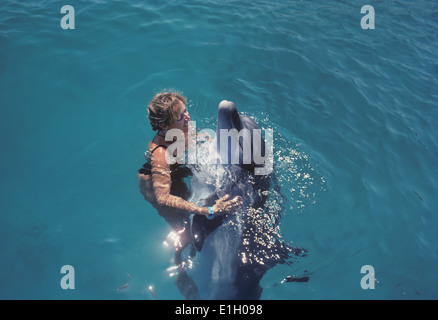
148, 92, 187, 131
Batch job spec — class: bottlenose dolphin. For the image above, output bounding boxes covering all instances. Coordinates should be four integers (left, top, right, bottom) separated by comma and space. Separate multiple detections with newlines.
175, 100, 300, 300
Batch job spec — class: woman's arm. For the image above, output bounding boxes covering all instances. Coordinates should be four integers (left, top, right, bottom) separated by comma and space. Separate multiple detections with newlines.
150, 147, 240, 216
151, 147, 208, 216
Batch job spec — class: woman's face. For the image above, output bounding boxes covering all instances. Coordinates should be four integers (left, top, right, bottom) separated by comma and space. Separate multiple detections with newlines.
170, 101, 190, 133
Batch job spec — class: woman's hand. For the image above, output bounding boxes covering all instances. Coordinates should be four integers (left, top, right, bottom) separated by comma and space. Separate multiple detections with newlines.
212, 194, 242, 215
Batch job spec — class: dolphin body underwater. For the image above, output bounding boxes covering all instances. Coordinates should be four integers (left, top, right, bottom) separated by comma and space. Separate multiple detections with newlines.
172, 100, 304, 300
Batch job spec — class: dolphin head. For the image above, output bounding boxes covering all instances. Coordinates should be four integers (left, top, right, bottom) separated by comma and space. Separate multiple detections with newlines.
213, 100, 267, 174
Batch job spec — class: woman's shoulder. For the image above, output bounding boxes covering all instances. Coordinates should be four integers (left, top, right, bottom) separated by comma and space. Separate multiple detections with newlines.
149, 141, 168, 154
147, 140, 170, 167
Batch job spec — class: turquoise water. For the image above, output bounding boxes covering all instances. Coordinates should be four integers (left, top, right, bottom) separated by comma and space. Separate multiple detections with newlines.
1, 0, 437, 299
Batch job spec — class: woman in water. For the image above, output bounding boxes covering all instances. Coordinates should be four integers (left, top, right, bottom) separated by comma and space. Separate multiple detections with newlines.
137, 92, 241, 298
138, 91, 241, 223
